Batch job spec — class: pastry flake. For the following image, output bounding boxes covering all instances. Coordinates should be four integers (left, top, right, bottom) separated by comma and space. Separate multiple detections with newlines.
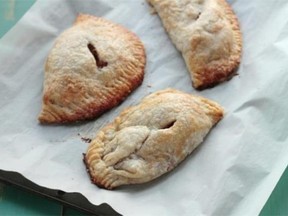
84, 89, 224, 189
148, 0, 242, 89
38, 14, 146, 123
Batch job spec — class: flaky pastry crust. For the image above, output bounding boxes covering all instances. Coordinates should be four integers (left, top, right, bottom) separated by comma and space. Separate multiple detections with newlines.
39, 14, 146, 123
148, 0, 242, 89
84, 89, 224, 189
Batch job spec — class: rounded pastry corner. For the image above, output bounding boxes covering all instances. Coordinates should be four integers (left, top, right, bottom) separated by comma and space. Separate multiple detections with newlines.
38, 112, 50, 124
83, 155, 116, 190
74, 13, 95, 24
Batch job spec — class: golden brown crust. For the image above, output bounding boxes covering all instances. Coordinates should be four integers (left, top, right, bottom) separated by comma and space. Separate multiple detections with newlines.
148, 0, 242, 90
84, 89, 224, 189
192, 0, 242, 89
38, 14, 146, 123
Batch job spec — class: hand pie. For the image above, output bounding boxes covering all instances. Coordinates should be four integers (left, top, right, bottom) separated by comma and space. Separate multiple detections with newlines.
38, 14, 146, 123
84, 89, 224, 189
148, 0, 242, 90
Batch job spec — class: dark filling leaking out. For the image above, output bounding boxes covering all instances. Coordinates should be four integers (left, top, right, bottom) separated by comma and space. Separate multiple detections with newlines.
87, 43, 108, 69
195, 12, 201, 20
161, 120, 176, 129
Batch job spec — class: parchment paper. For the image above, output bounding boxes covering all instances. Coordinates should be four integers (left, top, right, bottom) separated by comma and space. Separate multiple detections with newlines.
1, 0, 288, 215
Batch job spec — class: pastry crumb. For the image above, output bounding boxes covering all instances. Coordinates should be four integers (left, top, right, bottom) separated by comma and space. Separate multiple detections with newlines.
78, 133, 92, 143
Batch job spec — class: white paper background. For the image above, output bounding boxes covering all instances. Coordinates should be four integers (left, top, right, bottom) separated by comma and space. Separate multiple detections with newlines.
1, 0, 288, 215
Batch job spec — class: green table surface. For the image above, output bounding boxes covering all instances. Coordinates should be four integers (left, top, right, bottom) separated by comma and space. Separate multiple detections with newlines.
0, 1, 287, 215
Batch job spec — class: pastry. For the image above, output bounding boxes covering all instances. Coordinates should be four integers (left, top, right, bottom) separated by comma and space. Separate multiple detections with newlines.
147, 0, 242, 89
84, 89, 224, 189
38, 14, 146, 123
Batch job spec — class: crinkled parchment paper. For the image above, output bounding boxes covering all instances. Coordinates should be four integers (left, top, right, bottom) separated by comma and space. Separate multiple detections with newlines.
0, 0, 288, 215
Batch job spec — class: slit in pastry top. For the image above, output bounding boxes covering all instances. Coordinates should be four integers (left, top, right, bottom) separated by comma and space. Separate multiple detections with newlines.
148, 0, 242, 90
87, 43, 108, 69
84, 88, 224, 189
38, 14, 146, 123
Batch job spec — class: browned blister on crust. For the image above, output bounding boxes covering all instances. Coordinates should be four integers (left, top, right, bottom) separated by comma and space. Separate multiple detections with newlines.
38, 14, 146, 123
147, 0, 242, 89
85, 89, 224, 189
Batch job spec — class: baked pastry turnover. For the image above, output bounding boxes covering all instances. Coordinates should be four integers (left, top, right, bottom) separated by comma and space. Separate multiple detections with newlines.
148, 0, 242, 89
38, 14, 146, 123
84, 89, 224, 189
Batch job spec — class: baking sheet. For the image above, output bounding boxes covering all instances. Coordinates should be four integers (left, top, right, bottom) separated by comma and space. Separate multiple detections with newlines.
1, 0, 288, 215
